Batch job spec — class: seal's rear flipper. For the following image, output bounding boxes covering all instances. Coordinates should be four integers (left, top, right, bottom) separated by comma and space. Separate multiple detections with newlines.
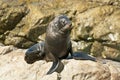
67, 52, 96, 61
73, 52, 96, 61
47, 60, 64, 75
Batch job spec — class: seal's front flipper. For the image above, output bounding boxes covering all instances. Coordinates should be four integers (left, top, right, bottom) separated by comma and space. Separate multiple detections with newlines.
66, 41, 73, 59
47, 60, 64, 75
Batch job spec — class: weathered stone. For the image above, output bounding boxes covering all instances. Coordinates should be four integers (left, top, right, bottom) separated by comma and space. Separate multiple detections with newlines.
61, 60, 111, 80
102, 45, 120, 61
0, 49, 120, 80
73, 3, 120, 61
0, 2, 28, 34
0, 0, 28, 44
0, 45, 15, 55
0, 0, 120, 80
4, 3, 54, 48
91, 41, 104, 57
72, 41, 92, 53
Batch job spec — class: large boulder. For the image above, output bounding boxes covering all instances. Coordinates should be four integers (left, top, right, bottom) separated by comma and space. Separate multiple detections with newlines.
0, 45, 15, 55
4, 4, 54, 48
0, 0, 120, 61
0, 48, 119, 80
71, 1, 120, 61
0, 0, 28, 42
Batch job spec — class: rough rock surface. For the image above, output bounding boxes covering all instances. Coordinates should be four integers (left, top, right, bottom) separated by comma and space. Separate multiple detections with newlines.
73, 1, 120, 61
0, 45, 15, 55
0, 0, 120, 80
0, 46, 120, 80
0, 0, 120, 61
0, 0, 28, 43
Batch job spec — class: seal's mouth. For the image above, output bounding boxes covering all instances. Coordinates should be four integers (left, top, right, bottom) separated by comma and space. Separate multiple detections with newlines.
67, 23, 73, 30
24, 55, 36, 64
24, 54, 42, 64
63, 23, 73, 31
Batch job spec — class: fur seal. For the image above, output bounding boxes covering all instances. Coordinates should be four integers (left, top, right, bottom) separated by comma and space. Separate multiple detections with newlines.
24, 42, 96, 74
24, 15, 73, 74
45, 15, 73, 74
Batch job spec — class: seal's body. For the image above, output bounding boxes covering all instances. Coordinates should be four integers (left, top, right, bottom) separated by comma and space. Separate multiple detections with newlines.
45, 15, 73, 74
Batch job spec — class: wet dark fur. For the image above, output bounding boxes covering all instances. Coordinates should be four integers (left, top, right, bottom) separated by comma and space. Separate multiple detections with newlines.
45, 15, 73, 74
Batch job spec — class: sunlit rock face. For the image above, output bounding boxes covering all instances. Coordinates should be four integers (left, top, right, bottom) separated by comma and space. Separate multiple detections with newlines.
0, 46, 120, 80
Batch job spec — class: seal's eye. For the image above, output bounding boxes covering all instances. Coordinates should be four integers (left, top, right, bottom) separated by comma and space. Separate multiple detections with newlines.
60, 18, 66, 26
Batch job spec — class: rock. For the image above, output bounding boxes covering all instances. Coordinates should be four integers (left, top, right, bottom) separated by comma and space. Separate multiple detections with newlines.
0, 45, 16, 55
0, 48, 120, 80
0, 0, 120, 79
91, 41, 104, 57
0, 1, 28, 34
61, 60, 110, 80
4, 3, 54, 48
72, 1, 120, 61
72, 40, 92, 53
0, 43, 4, 46
0, 0, 28, 43
102, 45, 120, 61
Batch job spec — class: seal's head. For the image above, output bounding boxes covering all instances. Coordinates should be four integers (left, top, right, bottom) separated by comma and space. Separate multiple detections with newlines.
51, 15, 73, 33
24, 43, 45, 64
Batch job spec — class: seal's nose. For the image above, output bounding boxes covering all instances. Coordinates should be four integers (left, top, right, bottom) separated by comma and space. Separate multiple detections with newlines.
69, 23, 73, 29
69, 23, 72, 26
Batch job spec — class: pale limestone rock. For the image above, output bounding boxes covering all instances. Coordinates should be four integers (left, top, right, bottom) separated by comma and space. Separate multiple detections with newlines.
0, 45, 15, 55
0, 48, 120, 80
